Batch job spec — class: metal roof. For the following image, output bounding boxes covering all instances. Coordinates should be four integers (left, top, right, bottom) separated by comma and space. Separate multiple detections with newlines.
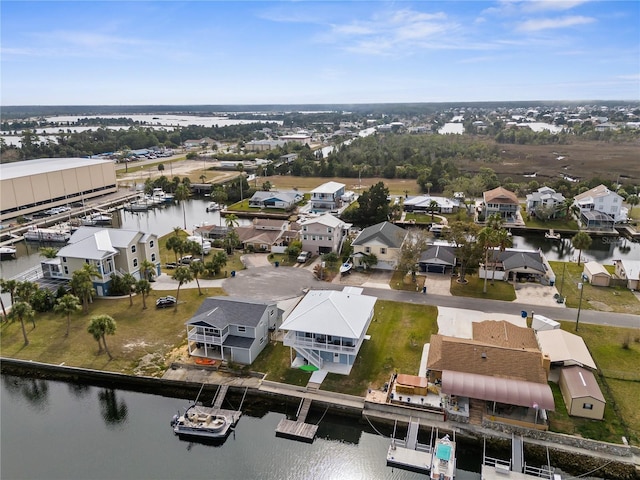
442, 370, 555, 410
0, 157, 113, 180
535, 329, 597, 370
560, 366, 605, 403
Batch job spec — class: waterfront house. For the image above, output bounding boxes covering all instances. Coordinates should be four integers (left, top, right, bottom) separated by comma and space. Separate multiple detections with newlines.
481, 187, 519, 221
279, 287, 377, 374
558, 366, 605, 420
479, 248, 554, 285
185, 296, 281, 365
309, 181, 346, 213
418, 244, 456, 274
525, 187, 565, 219
248, 190, 303, 210
299, 213, 350, 255
573, 184, 626, 227
351, 221, 407, 270
582, 261, 611, 287
613, 259, 640, 290
403, 195, 460, 214
45, 227, 160, 296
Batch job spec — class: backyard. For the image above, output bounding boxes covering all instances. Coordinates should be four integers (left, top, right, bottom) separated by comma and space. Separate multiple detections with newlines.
450, 275, 517, 301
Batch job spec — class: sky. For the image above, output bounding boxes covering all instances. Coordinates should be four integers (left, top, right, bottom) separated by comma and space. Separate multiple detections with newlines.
1, 1, 639, 105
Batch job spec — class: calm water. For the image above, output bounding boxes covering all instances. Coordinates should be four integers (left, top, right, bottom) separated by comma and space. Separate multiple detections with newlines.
1, 374, 482, 480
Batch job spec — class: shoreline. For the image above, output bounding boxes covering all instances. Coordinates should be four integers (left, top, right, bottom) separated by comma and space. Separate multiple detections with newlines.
2, 357, 639, 479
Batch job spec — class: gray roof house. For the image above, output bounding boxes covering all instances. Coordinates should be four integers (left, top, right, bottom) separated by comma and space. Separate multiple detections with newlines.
526, 187, 566, 218
351, 221, 407, 270
248, 190, 303, 210
185, 296, 282, 365
480, 248, 554, 285
418, 244, 456, 273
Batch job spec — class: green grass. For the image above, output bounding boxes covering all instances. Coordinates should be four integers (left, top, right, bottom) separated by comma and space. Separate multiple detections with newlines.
0, 288, 222, 376
404, 212, 436, 224
250, 342, 311, 387
450, 275, 516, 301
523, 216, 579, 231
550, 261, 640, 314
320, 301, 438, 396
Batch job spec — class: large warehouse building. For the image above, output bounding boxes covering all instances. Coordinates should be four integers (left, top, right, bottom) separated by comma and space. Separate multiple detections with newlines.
1, 158, 117, 222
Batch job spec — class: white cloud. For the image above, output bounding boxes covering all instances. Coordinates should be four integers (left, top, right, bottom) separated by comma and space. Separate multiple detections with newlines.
522, 0, 591, 13
517, 15, 595, 31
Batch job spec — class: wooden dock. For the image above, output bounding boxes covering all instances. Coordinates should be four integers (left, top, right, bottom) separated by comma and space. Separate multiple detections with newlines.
212, 384, 229, 409
208, 384, 241, 426
275, 397, 319, 443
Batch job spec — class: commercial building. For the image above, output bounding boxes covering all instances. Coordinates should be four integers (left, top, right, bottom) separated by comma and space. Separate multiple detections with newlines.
0, 158, 117, 222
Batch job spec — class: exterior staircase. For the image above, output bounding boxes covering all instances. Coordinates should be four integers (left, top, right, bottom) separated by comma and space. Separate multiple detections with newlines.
294, 346, 323, 370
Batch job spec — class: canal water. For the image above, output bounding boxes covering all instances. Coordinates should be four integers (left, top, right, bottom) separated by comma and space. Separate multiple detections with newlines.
1, 373, 484, 480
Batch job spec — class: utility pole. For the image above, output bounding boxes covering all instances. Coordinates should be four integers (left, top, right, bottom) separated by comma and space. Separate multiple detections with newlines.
576, 281, 584, 331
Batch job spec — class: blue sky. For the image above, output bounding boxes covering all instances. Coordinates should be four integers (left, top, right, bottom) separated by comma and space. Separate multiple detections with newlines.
1, 1, 639, 105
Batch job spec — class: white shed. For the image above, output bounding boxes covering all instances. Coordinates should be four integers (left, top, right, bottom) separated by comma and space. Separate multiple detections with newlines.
583, 261, 611, 287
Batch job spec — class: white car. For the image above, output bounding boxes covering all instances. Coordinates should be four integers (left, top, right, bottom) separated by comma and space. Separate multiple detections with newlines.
297, 251, 311, 263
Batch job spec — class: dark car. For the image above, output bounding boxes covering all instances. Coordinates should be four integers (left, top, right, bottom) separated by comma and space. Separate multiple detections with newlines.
164, 262, 177, 269
156, 296, 177, 308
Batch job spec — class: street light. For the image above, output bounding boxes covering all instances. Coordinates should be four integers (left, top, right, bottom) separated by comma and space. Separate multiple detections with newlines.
575, 273, 587, 331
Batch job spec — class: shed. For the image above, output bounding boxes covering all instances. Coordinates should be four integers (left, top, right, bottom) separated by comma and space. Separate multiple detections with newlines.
395, 374, 429, 396
532, 314, 560, 332
558, 366, 605, 420
583, 261, 611, 287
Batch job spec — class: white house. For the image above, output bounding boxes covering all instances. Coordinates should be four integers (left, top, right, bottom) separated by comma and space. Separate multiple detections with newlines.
309, 181, 346, 213
248, 190, 303, 210
280, 288, 377, 375
42, 227, 160, 296
573, 184, 627, 225
526, 187, 566, 218
299, 213, 350, 255
403, 195, 460, 214
613, 259, 640, 290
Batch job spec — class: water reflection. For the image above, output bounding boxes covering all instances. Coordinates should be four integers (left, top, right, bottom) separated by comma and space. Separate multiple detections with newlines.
98, 388, 128, 427
68, 382, 92, 399
2, 376, 49, 411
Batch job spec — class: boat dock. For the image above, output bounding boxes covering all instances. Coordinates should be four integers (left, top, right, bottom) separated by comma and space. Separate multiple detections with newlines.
208, 384, 242, 426
386, 419, 434, 474
275, 397, 319, 443
481, 435, 559, 480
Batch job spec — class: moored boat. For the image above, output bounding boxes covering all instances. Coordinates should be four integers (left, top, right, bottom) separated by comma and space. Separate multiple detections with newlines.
171, 405, 234, 439
24, 225, 71, 243
206, 202, 221, 212
0, 245, 17, 258
545, 229, 561, 240
431, 434, 456, 480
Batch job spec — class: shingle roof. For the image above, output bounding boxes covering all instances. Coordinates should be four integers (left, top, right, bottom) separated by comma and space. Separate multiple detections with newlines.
419, 245, 456, 265
352, 222, 407, 248
186, 296, 272, 329
483, 186, 519, 205
472, 320, 539, 350
500, 251, 545, 273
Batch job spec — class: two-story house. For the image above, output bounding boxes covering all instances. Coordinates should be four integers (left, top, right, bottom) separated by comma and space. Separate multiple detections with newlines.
525, 187, 566, 218
185, 296, 282, 365
299, 213, 350, 255
481, 186, 520, 220
46, 227, 160, 296
351, 221, 407, 270
309, 181, 346, 213
573, 184, 627, 228
279, 287, 377, 374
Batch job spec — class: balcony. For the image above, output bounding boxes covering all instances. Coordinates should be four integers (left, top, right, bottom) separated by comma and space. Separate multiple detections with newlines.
187, 330, 227, 346
283, 331, 357, 354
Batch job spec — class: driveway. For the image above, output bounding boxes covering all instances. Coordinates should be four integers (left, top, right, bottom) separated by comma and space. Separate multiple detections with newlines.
513, 282, 564, 308
241, 253, 272, 268
422, 273, 452, 296
333, 269, 393, 289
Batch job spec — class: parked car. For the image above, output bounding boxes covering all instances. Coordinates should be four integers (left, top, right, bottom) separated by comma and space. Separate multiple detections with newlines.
297, 251, 311, 263
156, 296, 177, 308
164, 262, 177, 269
179, 255, 193, 265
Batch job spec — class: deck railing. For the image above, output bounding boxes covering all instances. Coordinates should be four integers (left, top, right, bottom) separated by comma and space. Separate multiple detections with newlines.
283, 331, 357, 354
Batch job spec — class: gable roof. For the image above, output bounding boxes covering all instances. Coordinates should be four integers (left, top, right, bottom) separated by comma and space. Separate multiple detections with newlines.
185, 296, 272, 329
57, 229, 118, 260
584, 261, 611, 277
483, 186, 519, 205
560, 366, 605, 402
472, 320, 539, 350
300, 213, 345, 228
310, 181, 345, 194
68, 226, 141, 248
427, 334, 548, 384
536, 329, 597, 370
499, 250, 545, 273
419, 245, 456, 265
280, 289, 376, 338
249, 190, 301, 203
574, 184, 622, 203
615, 259, 640, 280
352, 222, 407, 248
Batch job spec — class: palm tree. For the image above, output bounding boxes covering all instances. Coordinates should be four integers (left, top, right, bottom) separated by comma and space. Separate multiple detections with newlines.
166, 235, 185, 264
0, 279, 18, 305
427, 200, 439, 222
121, 273, 136, 306
174, 184, 191, 229
39, 246, 59, 259
135, 279, 151, 309
140, 259, 157, 282
190, 261, 206, 295
171, 266, 193, 309
199, 174, 207, 183
10, 301, 35, 345
15, 281, 38, 306
70, 264, 99, 313
571, 232, 592, 266
561, 197, 575, 220
224, 213, 239, 229
54, 294, 81, 337
87, 314, 117, 360
223, 229, 240, 255
426, 182, 433, 195
491, 228, 513, 284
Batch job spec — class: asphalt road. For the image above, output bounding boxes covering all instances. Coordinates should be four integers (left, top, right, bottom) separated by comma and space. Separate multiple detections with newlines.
223, 266, 640, 330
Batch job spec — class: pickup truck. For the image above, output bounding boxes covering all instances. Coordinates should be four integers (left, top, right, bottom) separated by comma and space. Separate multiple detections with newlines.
297, 251, 311, 263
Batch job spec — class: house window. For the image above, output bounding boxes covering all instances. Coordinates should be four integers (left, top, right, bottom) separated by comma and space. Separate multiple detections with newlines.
238, 326, 246, 332
613, 197, 618, 203
150, 240, 154, 247
583, 403, 593, 410
62, 257, 67, 263
260, 336, 264, 344
327, 228, 333, 233
131, 245, 137, 253
365, 247, 371, 253
64, 266, 69, 275
312, 236, 316, 241
303, 226, 307, 231
151, 253, 156, 262
380, 248, 387, 254
303, 235, 307, 240
133, 258, 138, 268
327, 237, 332, 241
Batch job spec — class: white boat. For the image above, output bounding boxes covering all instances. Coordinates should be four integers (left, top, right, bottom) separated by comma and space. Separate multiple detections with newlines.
206, 202, 221, 212
545, 229, 561, 240
430, 434, 456, 480
152, 188, 174, 203
171, 405, 235, 440
339, 262, 352, 274
0, 245, 17, 257
125, 201, 152, 212
81, 212, 113, 226
24, 225, 71, 243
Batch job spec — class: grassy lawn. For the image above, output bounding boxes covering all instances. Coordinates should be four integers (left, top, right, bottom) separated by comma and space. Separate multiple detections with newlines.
450, 275, 516, 301
390, 271, 426, 292
320, 301, 438, 396
0, 288, 221, 376
550, 261, 640, 314
404, 212, 436, 224
523, 216, 579, 231
226, 198, 291, 214
250, 342, 311, 387
548, 322, 640, 443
